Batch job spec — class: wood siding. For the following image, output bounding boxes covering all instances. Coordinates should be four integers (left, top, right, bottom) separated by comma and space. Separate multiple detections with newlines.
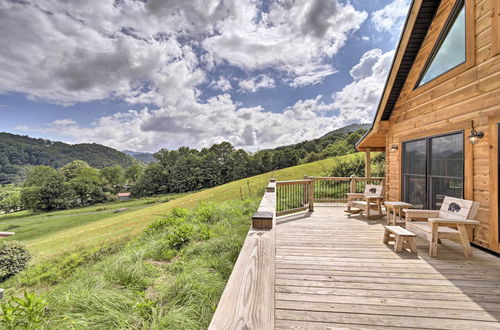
385, 0, 500, 252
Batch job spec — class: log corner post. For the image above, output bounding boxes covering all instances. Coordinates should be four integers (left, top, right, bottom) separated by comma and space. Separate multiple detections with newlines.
365, 148, 372, 178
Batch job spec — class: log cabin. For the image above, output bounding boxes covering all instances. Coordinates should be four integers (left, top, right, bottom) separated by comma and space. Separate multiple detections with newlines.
357, 0, 500, 254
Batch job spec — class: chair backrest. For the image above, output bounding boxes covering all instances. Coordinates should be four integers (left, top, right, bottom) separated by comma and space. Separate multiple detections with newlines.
363, 184, 384, 197
438, 196, 480, 220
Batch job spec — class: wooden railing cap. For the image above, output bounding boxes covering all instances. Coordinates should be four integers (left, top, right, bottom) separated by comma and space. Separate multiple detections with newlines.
252, 211, 273, 219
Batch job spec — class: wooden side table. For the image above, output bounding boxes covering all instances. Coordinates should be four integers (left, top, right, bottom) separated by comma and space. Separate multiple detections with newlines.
384, 202, 412, 226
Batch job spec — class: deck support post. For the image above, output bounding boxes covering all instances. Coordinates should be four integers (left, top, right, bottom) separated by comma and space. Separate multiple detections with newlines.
350, 175, 356, 193
308, 178, 314, 212
365, 148, 372, 179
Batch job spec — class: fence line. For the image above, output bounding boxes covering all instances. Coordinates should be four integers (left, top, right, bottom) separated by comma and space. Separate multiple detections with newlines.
276, 176, 385, 216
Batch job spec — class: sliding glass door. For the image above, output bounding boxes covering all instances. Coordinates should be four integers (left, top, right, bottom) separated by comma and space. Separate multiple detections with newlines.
403, 139, 426, 208
402, 132, 464, 209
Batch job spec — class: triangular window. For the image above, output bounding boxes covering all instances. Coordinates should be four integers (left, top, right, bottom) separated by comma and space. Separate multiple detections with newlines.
416, 0, 466, 87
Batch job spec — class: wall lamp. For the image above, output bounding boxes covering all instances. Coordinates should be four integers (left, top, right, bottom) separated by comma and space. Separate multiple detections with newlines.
390, 145, 399, 152
468, 121, 484, 145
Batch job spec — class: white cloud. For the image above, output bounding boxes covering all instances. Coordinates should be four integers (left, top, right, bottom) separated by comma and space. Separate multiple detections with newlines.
203, 0, 366, 86
0, 0, 374, 151
51, 119, 77, 126
238, 75, 275, 92
371, 0, 410, 35
332, 48, 394, 124
210, 77, 232, 92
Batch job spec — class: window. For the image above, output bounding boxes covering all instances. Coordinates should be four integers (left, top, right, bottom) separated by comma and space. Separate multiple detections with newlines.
402, 132, 464, 209
416, 0, 466, 87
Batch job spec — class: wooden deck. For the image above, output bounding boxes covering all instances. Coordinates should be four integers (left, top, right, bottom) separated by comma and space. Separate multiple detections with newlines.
275, 206, 500, 329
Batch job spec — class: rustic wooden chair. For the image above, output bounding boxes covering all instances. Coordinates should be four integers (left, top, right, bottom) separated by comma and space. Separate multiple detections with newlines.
345, 184, 385, 219
404, 196, 480, 257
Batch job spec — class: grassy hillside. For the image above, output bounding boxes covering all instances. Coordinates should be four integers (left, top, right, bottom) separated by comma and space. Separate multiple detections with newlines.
0, 194, 183, 243
25, 154, 356, 262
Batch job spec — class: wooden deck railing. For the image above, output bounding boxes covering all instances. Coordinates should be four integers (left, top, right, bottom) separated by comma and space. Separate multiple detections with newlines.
210, 176, 385, 328
276, 176, 385, 216
209, 180, 276, 329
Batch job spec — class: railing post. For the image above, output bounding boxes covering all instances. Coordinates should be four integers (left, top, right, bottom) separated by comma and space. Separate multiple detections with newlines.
308, 178, 314, 212
350, 175, 356, 193
252, 180, 276, 230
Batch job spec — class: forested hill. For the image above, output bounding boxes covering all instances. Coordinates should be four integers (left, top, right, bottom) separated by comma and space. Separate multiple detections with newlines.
0, 133, 137, 184
320, 123, 371, 138
122, 150, 155, 164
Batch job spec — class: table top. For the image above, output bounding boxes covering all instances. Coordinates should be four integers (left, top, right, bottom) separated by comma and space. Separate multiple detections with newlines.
384, 201, 413, 208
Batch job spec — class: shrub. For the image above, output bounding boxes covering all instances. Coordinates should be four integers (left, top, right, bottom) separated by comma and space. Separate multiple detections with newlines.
166, 224, 194, 250
145, 215, 186, 235
193, 203, 219, 224
0, 291, 47, 329
0, 241, 31, 282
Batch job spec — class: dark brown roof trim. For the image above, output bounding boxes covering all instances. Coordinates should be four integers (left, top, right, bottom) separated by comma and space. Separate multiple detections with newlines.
356, 0, 442, 149
380, 0, 442, 120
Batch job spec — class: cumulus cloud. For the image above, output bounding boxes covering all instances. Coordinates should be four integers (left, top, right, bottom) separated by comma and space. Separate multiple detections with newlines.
371, 0, 410, 35
238, 75, 275, 92
0, 0, 375, 151
332, 48, 394, 124
210, 77, 232, 92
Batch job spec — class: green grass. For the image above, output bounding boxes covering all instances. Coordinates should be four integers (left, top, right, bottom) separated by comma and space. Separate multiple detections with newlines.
20, 154, 361, 262
0, 194, 186, 257
2, 199, 259, 329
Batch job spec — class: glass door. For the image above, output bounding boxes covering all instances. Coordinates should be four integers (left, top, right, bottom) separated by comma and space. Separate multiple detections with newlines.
428, 133, 464, 209
403, 139, 427, 208
402, 131, 464, 209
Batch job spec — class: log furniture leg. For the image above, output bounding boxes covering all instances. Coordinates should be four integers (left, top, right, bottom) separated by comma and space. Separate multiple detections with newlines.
457, 224, 473, 258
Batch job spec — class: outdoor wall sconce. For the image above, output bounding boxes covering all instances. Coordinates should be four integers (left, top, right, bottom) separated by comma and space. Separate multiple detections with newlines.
390, 145, 399, 152
468, 121, 484, 145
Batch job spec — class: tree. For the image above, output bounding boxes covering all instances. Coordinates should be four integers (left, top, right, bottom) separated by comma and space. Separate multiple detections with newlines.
131, 163, 169, 197
68, 167, 108, 206
21, 171, 73, 212
23, 166, 58, 187
124, 164, 143, 185
0, 186, 22, 213
100, 165, 124, 187
320, 139, 354, 159
60, 160, 90, 180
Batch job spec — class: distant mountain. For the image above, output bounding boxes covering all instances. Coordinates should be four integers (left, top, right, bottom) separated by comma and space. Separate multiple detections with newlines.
320, 123, 371, 138
0, 132, 137, 185
123, 150, 155, 164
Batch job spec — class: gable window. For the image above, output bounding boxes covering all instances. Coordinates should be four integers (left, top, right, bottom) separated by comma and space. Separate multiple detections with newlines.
402, 132, 464, 209
416, 0, 466, 87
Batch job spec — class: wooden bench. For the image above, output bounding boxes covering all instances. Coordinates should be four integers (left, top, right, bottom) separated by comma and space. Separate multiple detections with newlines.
383, 226, 417, 253
404, 197, 480, 258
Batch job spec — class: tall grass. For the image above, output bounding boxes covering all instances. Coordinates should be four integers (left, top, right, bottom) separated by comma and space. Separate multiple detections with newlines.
2, 198, 258, 329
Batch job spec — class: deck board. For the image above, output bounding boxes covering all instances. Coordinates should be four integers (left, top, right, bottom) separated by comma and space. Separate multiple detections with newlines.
275, 207, 500, 329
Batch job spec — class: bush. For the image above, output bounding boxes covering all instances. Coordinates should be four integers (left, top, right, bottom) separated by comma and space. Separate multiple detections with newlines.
0, 241, 31, 282
193, 203, 219, 224
166, 224, 194, 250
0, 291, 47, 329
330, 155, 365, 177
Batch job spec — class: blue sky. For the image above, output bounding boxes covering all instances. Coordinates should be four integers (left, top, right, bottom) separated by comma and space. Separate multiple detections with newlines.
0, 0, 410, 152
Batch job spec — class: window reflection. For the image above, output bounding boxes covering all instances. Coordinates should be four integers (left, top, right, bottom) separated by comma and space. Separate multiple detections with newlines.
418, 2, 466, 86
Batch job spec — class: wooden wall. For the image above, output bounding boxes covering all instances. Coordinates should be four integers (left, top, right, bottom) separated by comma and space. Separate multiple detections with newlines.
385, 0, 500, 252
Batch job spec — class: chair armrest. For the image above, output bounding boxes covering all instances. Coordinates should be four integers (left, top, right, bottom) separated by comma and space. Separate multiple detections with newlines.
404, 209, 439, 220
428, 218, 480, 225
347, 193, 364, 198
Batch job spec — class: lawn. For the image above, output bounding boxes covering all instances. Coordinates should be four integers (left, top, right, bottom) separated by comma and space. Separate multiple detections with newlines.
23, 154, 351, 262
0, 194, 186, 258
